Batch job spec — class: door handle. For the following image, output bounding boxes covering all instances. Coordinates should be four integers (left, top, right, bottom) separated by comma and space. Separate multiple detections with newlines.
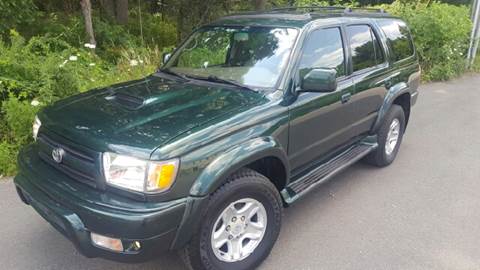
341, 93, 351, 104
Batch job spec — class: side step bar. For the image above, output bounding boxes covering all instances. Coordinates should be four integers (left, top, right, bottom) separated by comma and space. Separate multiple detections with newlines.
282, 142, 378, 204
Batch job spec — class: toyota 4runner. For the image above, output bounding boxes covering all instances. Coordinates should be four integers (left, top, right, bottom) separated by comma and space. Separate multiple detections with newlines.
15, 6, 420, 270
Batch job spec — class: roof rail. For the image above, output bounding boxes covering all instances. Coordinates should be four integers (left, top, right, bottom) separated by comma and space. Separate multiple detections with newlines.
270, 6, 387, 14
344, 7, 386, 14
271, 6, 345, 12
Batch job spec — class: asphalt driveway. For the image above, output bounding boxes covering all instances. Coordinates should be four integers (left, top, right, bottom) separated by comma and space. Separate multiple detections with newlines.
1, 74, 480, 270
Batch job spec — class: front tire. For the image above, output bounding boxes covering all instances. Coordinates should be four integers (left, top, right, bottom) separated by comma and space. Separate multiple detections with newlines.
181, 168, 283, 270
364, 104, 406, 167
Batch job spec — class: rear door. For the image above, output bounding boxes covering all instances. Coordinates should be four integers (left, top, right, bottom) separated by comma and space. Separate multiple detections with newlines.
346, 23, 390, 137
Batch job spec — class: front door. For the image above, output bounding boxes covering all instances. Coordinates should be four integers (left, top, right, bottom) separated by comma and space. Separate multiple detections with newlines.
288, 26, 357, 171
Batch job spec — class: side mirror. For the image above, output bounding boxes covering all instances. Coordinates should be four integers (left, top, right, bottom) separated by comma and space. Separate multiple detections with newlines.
162, 52, 172, 64
300, 68, 337, 92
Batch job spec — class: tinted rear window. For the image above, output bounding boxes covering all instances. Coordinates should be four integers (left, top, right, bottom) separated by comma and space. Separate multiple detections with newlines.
378, 19, 414, 62
346, 25, 385, 72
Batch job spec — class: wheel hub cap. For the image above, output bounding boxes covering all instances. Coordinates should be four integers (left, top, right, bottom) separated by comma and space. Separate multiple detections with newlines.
211, 198, 267, 263
385, 118, 400, 155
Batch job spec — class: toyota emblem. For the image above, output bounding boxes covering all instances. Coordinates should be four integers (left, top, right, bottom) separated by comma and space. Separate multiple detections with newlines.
52, 148, 65, 163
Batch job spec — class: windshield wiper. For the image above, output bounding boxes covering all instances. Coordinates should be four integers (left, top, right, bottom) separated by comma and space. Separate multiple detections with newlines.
188, 75, 257, 92
158, 68, 189, 81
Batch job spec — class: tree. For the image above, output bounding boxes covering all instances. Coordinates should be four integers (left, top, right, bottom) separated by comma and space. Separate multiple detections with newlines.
254, 0, 267, 10
99, 0, 115, 18
115, 0, 129, 25
80, 0, 96, 45
99, 0, 128, 24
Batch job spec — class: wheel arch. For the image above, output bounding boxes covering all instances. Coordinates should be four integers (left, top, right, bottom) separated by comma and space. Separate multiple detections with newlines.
371, 83, 411, 134
189, 136, 290, 197
392, 92, 411, 129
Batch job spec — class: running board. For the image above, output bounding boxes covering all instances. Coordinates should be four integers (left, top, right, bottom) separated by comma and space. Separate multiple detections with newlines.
282, 142, 378, 204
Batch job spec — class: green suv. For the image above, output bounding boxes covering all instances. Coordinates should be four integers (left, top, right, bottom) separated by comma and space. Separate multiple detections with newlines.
15, 7, 420, 270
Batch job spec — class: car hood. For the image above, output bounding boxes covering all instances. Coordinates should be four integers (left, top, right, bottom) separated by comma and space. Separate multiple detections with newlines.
40, 74, 267, 158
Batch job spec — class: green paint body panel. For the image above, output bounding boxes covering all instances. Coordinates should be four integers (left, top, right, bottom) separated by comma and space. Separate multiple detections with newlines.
14, 11, 420, 262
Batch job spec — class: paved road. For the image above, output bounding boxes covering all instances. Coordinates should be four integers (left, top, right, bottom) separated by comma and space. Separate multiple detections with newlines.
2, 74, 480, 270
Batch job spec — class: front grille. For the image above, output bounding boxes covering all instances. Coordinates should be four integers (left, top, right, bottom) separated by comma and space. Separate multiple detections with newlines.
37, 132, 102, 188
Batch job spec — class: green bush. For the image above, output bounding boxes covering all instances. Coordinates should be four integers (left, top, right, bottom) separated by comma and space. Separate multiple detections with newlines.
0, 141, 18, 176
2, 95, 39, 144
473, 54, 480, 72
0, 31, 81, 103
0, 30, 158, 175
381, 1, 472, 81
0, 0, 37, 36
21, 11, 177, 64
294, 0, 359, 6
127, 11, 177, 49
0, 95, 39, 176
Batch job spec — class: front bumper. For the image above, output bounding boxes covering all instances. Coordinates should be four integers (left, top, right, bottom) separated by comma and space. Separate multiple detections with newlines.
14, 145, 188, 262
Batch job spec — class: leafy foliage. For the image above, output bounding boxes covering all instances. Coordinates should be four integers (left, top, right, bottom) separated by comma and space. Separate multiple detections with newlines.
294, 0, 359, 6
381, 2, 472, 81
473, 54, 480, 73
0, 30, 156, 175
0, 95, 39, 176
0, 0, 37, 36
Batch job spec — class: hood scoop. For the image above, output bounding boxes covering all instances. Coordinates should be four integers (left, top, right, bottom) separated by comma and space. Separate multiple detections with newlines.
108, 92, 145, 110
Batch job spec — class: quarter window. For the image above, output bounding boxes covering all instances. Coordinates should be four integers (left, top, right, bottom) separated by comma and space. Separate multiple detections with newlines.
378, 19, 415, 62
298, 27, 346, 78
347, 25, 385, 72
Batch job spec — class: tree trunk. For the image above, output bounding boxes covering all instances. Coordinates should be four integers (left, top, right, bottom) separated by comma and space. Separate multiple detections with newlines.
254, 0, 266, 11
80, 0, 96, 45
176, 0, 188, 43
159, 0, 165, 21
63, 0, 76, 13
115, 0, 129, 25
177, 6, 185, 43
100, 0, 116, 18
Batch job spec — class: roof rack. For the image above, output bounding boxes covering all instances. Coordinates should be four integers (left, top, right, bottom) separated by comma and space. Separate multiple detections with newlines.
344, 7, 386, 13
270, 6, 387, 14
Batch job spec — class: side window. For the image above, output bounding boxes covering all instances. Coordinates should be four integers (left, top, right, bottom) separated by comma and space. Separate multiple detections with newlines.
298, 27, 346, 78
378, 19, 414, 62
346, 25, 384, 72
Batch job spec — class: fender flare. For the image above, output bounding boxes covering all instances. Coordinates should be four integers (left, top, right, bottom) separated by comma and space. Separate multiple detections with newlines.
371, 82, 411, 134
189, 136, 290, 197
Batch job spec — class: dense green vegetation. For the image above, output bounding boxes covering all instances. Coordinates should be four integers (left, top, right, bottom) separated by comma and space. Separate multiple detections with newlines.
0, 0, 477, 176
381, 2, 472, 81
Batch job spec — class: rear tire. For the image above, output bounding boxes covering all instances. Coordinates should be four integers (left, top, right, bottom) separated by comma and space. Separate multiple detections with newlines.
181, 168, 283, 270
364, 104, 405, 167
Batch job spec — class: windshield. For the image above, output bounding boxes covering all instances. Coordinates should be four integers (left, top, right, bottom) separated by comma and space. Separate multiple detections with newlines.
163, 26, 299, 89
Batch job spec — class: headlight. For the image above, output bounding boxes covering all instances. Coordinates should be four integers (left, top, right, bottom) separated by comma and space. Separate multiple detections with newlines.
102, 152, 179, 193
33, 115, 41, 141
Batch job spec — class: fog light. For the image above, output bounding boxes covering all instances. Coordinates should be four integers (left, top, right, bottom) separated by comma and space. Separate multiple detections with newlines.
91, 232, 123, 252
125, 240, 142, 252
132, 241, 141, 250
